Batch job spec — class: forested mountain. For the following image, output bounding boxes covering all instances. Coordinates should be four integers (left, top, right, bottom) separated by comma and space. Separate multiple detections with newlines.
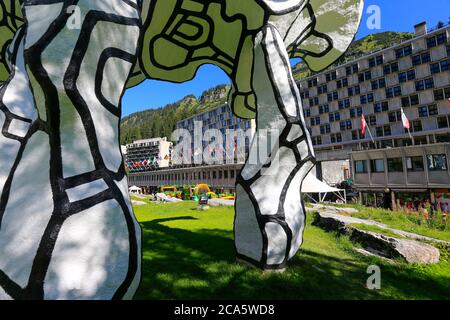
120, 85, 230, 145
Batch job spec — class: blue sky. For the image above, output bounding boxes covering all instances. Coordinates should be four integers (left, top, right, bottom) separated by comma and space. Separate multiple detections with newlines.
122, 0, 450, 117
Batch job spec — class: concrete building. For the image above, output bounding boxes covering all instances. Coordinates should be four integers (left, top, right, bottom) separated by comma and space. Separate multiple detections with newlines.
126, 137, 172, 172
175, 103, 256, 165
128, 21, 450, 197
127, 103, 256, 192
128, 163, 242, 194
351, 143, 450, 208
297, 21, 450, 185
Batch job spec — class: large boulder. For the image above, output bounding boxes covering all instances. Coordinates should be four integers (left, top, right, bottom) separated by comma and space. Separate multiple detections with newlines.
349, 229, 440, 264
312, 212, 441, 264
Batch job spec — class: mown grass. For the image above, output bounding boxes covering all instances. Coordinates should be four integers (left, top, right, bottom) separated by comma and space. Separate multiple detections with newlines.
133, 201, 450, 300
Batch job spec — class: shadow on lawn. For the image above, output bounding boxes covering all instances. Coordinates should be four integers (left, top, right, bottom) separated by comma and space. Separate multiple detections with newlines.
134, 217, 450, 300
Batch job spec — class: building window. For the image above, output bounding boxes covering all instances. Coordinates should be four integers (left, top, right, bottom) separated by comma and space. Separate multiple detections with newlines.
441, 59, 450, 72
359, 71, 372, 82
428, 104, 438, 116
418, 106, 428, 117
368, 115, 377, 126
376, 55, 384, 65
317, 84, 328, 94
318, 104, 329, 114
376, 126, 384, 137
427, 32, 447, 49
430, 62, 441, 74
350, 108, 356, 118
388, 111, 401, 123
330, 133, 342, 143
370, 159, 385, 173
447, 44, 450, 56
412, 120, 423, 132
427, 154, 448, 171
325, 71, 337, 81
360, 95, 367, 104
415, 80, 427, 91
387, 158, 403, 172
368, 57, 376, 68
383, 62, 398, 75
345, 66, 352, 76
346, 120, 352, 130
384, 125, 391, 136
399, 69, 416, 82
437, 116, 449, 128
425, 78, 434, 89
396, 45, 412, 58
406, 157, 424, 172
352, 130, 359, 141
355, 160, 368, 173
433, 87, 450, 100
412, 52, 431, 65
320, 124, 331, 134
308, 78, 318, 88
386, 86, 402, 98
329, 113, 335, 122
327, 91, 339, 102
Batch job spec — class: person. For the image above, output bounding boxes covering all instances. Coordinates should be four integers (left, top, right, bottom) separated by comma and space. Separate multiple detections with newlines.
423, 207, 429, 222
443, 202, 448, 214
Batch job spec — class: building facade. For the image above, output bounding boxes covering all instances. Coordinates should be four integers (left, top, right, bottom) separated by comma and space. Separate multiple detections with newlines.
351, 143, 450, 207
128, 163, 242, 194
128, 21, 450, 196
126, 137, 172, 172
175, 103, 256, 165
297, 22, 450, 183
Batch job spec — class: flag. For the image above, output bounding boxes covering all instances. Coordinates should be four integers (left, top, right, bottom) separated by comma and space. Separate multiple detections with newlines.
401, 108, 410, 129
448, 98, 450, 109
361, 114, 367, 137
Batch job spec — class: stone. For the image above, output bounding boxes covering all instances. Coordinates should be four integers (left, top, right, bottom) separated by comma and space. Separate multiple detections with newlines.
313, 212, 441, 264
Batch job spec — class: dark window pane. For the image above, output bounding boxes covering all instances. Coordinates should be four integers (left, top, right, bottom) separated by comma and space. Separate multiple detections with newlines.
387, 158, 403, 172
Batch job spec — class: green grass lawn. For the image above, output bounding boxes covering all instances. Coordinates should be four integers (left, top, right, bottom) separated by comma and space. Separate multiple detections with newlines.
133, 201, 450, 300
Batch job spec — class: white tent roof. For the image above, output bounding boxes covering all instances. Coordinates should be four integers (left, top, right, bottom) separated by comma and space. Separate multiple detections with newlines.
129, 185, 142, 191
301, 172, 343, 193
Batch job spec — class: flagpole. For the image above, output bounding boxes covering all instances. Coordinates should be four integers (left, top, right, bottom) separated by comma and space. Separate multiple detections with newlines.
407, 127, 414, 145
366, 125, 375, 145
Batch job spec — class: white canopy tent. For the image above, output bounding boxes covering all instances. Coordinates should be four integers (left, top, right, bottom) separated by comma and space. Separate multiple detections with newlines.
129, 185, 143, 195
301, 173, 347, 204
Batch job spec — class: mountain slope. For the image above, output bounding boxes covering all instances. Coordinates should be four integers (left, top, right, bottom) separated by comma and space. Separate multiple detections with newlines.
120, 84, 230, 145
293, 31, 415, 80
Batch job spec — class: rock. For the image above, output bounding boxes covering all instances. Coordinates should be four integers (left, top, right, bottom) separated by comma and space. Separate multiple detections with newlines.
313, 212, 441, 264
349, 229, 440, 264
131, 200, 147, 206
208, 198, 235, 207
313, 211, 450, 250
155, 193, 183, 203
311, 204, 359, 214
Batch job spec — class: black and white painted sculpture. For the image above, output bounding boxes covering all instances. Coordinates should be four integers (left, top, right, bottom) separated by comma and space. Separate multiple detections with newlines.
0, 0, 363, 299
